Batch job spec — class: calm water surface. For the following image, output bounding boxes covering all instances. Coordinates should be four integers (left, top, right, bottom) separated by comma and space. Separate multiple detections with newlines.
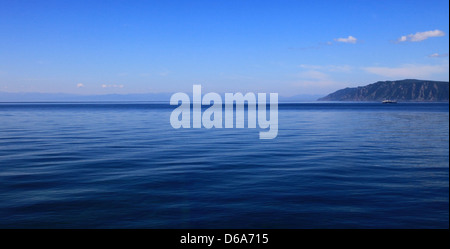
0, 102, 448, 228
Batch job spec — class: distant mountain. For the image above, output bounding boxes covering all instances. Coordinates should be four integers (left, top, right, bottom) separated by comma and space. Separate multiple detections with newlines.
0, 92, 172, 102
318, 79, 449, 102
0, 92, 325, 102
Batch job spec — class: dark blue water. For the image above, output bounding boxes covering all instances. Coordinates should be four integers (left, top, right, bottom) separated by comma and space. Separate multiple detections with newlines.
0, 102, 448, 228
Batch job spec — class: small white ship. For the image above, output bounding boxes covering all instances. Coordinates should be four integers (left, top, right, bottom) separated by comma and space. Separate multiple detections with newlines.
382, 100, 397, 104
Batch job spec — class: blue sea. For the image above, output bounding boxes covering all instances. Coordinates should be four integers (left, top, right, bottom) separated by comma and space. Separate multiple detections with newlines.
0, 102, 448, 228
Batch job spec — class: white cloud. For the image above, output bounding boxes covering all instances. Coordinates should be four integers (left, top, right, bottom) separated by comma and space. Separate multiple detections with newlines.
428, 53, 449, 58
363, 63, 448, 78
398, 30, 445, 42
76, 83, 84, 88
102, 84, 124, 88
334, 36, 357, 44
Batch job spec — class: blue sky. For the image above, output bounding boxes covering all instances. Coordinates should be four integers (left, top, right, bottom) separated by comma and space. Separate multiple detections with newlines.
0, 0, 448, 96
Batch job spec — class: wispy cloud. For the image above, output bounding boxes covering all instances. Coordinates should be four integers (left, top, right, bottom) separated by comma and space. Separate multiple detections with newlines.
290, 36, 358, 51
223, 74, 255, 81
397, 30, 445, 42
328, 65, 353, 72
334, 36, 357, 44
363, 63, 448, 78
159, 70, 170, 77
428, 53, 449, 58
293, 65, 354, 93
299, 64, 353, 73
298, 64, 323, 70
291, 71, 344, 94
293, 69, 342, 89
299, 70, 329, 81
291, 80, 338, 89
76, 83, 84, 88
101, 84, 124, 88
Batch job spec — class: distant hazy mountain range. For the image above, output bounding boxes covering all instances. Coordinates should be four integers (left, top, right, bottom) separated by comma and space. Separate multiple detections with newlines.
0, 91, 322, 102
319, 79, 449, 102
0, 92, 173, 102
2, 79, 448, 102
